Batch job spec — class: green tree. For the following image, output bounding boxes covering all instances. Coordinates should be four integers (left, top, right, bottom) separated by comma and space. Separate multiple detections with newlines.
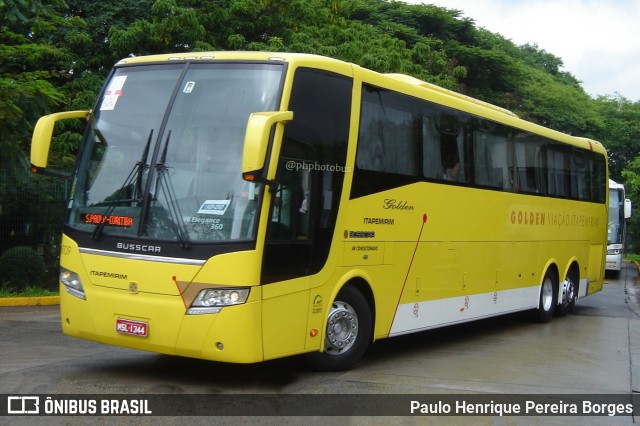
46, 1, 158, 170
512, 67, 602, 135
108, 0, 208, 57
594, 95, 640, 180
0, 0, 69, 170
622, 157, 640, 252
602, 95, 640, 251
4, 0, 639, 254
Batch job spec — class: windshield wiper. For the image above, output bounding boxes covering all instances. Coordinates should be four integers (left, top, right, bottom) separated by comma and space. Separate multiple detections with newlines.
154, 130, 191, 249
135, 128, 153, 199
92, 129, 154, 241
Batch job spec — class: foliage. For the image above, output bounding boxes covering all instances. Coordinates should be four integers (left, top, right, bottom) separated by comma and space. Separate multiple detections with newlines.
624, 253, 640, 263
622, 156, 640, 251
0, 246, 46, 290
3, 0, 640, 256
596, 94, 640, 249
595, 95, 640, 180
0, 0, 82, 173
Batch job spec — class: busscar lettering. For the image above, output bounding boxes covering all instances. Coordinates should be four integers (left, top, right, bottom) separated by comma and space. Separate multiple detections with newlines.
116, 242, 162, 253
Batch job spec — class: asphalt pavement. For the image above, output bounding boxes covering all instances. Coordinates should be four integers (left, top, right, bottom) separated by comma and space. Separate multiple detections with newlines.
1, 262, 639, 425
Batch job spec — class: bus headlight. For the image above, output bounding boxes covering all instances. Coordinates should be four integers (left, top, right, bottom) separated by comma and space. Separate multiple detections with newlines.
60, 267, 86, 300
607, 249, 622, 255
187, 288, 250, 315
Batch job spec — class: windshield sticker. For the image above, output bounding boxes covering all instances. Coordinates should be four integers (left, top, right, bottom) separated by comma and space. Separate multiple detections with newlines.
100, 75, 127, 111
183, 81, 196, 93
197, 200, 230, 215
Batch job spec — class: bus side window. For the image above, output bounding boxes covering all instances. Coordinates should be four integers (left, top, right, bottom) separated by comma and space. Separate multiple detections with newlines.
435, 112, 461, 181
570, 149, 588, 200
422, 116, 441, 179
473, 120, 513, 191
357, 94, 418, 176
514, 136, 544, 194
545, 145, 569, 197
474, 131, 498, 188
423, 110, 467, 183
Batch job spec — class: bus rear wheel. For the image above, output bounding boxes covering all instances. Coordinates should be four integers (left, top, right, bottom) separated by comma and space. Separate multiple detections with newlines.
535, 269, 558, 323
307, 285, 372, 371
556, 273, 577, 316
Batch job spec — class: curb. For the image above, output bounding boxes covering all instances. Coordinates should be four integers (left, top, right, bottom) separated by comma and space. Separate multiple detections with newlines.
0, 296, 60, 307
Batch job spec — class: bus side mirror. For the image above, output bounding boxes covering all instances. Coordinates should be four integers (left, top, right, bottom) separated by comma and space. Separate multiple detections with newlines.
625, 198, 632, 221
242, 111, 293, 185
31, 110, 90, 174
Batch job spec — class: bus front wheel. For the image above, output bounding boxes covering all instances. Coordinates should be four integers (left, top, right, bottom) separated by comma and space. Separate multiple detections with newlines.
535, 269, 558, 323
307, 285, 372, 371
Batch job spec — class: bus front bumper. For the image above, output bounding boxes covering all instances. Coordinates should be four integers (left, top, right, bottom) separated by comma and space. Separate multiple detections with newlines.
60, 284, 263, 363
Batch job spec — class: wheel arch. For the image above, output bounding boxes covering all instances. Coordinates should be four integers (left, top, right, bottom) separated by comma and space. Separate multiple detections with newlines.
327, 270, 376, 341
562, 259, 581, 295
540, 260, 560, 290
344, 277, 376, 330
535, 261, 560, 322
306, 271, 376, 371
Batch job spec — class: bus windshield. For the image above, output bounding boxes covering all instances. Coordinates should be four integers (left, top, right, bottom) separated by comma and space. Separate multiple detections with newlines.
68, 62, 283, 243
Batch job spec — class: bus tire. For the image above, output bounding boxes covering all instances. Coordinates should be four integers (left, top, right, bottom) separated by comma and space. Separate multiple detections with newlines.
556, 272, 577, 316
535, 269, 557, 323
307, 285, 372, 371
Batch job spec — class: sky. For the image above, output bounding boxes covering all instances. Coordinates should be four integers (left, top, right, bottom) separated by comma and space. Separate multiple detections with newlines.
402, 0, 640, 101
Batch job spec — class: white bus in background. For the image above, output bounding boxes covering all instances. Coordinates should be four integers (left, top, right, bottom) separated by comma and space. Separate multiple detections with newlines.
607, 179, 632, 273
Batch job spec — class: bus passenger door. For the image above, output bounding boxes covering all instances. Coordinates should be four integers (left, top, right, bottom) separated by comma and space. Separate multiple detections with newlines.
261, 66, 352, 359
261, 157, 316, 359
263, 157, 315, 283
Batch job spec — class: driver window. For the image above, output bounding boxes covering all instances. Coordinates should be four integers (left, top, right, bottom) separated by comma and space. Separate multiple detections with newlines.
269, 159, 312, 241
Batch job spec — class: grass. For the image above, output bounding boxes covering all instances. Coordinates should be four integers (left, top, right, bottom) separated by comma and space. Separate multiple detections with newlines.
0, 285, 59, 298
625, 254, 640, 263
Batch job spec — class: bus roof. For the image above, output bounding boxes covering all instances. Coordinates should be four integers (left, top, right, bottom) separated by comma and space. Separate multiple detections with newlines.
384, 73, 519, 118
114, 51, 607, 157
115, 51, 350, 70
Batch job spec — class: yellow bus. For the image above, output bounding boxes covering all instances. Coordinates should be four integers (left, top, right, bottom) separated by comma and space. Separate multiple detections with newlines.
31, 52, 608, 371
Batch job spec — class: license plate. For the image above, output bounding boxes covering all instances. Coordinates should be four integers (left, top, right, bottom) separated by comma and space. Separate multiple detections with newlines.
116, 318, 148, 337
